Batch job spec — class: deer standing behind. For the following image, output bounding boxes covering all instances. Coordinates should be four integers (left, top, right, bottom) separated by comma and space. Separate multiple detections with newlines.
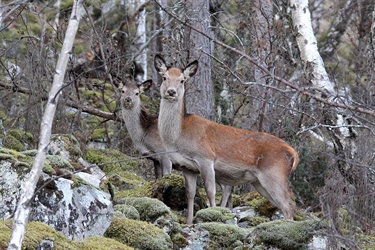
119, 78, 233, 207
154, 55, 299, 224
119, 79, 172, 178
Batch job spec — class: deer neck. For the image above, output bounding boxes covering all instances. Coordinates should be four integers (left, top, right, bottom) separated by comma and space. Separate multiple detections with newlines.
158, 96, 185, 146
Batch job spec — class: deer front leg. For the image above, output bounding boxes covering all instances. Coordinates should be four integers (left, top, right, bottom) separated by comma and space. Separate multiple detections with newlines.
183, 170, 198, 224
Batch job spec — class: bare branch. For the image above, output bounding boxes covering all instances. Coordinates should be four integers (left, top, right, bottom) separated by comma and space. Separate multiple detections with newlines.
154, 0, 375, 117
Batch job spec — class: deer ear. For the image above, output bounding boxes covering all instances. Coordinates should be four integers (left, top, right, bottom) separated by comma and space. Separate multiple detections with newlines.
183, 60, 199, 79
138, 79, 152, 92
154, 55, 168, 74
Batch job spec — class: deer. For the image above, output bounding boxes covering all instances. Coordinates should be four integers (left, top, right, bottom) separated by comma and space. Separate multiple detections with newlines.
154, 54, 299, 224
119, 79, 172, 178
119, 77, 233, 207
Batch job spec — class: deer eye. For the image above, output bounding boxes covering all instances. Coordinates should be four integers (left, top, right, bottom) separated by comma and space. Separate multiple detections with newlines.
135, 92, 139, 96
122, 89, 125, 93
163, 77, 166, 81
180, 80, 184, 84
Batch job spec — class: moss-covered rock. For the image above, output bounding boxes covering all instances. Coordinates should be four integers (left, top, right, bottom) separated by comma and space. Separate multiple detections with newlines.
248, 219, 319, 250
152, 174, 187, 210
49, 134, 82, 162
0, 220, 132, 249
105, 217, 172, 250
194, 207, 233, 223
238, 215, 270, 227
116, 197, 174, 222
197, 222, 251, 249
2, 134, 24, 151
113, 204, 140, 220
77, 236, 134, 250
240, 191, 278, 218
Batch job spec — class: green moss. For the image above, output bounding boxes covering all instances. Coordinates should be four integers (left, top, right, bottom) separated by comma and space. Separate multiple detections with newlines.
241, 191, 277, 218
46, 155, 74, 171
91, 128, 107, 140
76, 236, 133, 250
0, 220, 74, 249
238, 216, 270, 227
116, 197, 173, 222
194, 207, 233, 223
105, 217, 172, 250
116, 180, 154, 198
50, 134, 82, 160
197, 222, 251, 249
108, 173, 135, 192
0, 220, 131, 250
3, 134, 24, 151
252, 220, 319, 250
0, 147, 32, 169
114, 204, 140, 220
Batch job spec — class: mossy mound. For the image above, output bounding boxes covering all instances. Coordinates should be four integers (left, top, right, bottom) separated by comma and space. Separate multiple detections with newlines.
116, 197, 174, 222
0, 220, 132, 249
152, 174, 187, 210
1, 129, 35, 151
197, 222, 251, 249
0, 147, 33, 170
105, 217, 172, 250
240, 191, 278, 218
248, 219, 319, 250
113, 204, 140, 220
84, 148, 145, 173
238, 216, 270, 227
194, 207, 233, 223
115, 179, 154, 199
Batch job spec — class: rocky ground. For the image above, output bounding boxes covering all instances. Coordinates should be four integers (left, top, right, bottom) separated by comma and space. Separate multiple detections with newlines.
1, 133, 373, 249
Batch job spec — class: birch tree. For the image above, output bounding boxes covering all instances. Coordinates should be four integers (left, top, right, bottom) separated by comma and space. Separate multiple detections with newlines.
7, 0, 85, 248
290, 0, 368, 236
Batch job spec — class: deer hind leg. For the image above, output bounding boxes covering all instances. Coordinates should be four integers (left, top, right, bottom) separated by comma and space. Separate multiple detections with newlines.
152, 159, 162, 179
183, 170, 198, 224
160, 155, 173, 176
196, 159, 216, 208
219, 184, 233, 208
253, 174, 295, 220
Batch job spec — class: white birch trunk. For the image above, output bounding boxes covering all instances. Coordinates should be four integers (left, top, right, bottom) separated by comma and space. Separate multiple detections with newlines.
7, 1, 85, 249
290, 0, 358, 182
290, 0, 335, 96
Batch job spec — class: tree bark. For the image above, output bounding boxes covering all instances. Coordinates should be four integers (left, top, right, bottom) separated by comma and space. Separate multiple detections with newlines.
7, 1, 85, 248
183, 0, 214, 119
290, 0, 360, 186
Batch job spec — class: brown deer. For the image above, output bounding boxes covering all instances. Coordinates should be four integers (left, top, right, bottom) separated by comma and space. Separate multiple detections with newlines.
154, 55, 299, 224
119, 79, 172, 178
119, 78, 233, 207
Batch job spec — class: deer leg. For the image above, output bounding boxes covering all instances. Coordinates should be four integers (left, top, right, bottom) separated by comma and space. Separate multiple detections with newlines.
160, 155, 173, 176
220, 184, 233, 208
152, 159, 162, 179
254, 174, 295, 220
197, 160, 216, 207
183, 170, 198, 224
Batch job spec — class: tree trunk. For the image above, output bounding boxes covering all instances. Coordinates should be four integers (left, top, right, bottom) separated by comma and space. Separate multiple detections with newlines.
7, 1, 85, 248
183, 0, 214, 119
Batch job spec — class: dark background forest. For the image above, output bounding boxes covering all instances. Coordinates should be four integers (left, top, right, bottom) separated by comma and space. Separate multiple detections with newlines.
1, 0, 375, 248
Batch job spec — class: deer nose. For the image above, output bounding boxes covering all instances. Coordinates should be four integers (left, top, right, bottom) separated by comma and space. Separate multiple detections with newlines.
167, 89, 176, 96
125, 97, 132, 103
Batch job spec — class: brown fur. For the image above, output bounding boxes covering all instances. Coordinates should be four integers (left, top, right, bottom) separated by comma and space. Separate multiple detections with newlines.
155, 55, 299, 224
